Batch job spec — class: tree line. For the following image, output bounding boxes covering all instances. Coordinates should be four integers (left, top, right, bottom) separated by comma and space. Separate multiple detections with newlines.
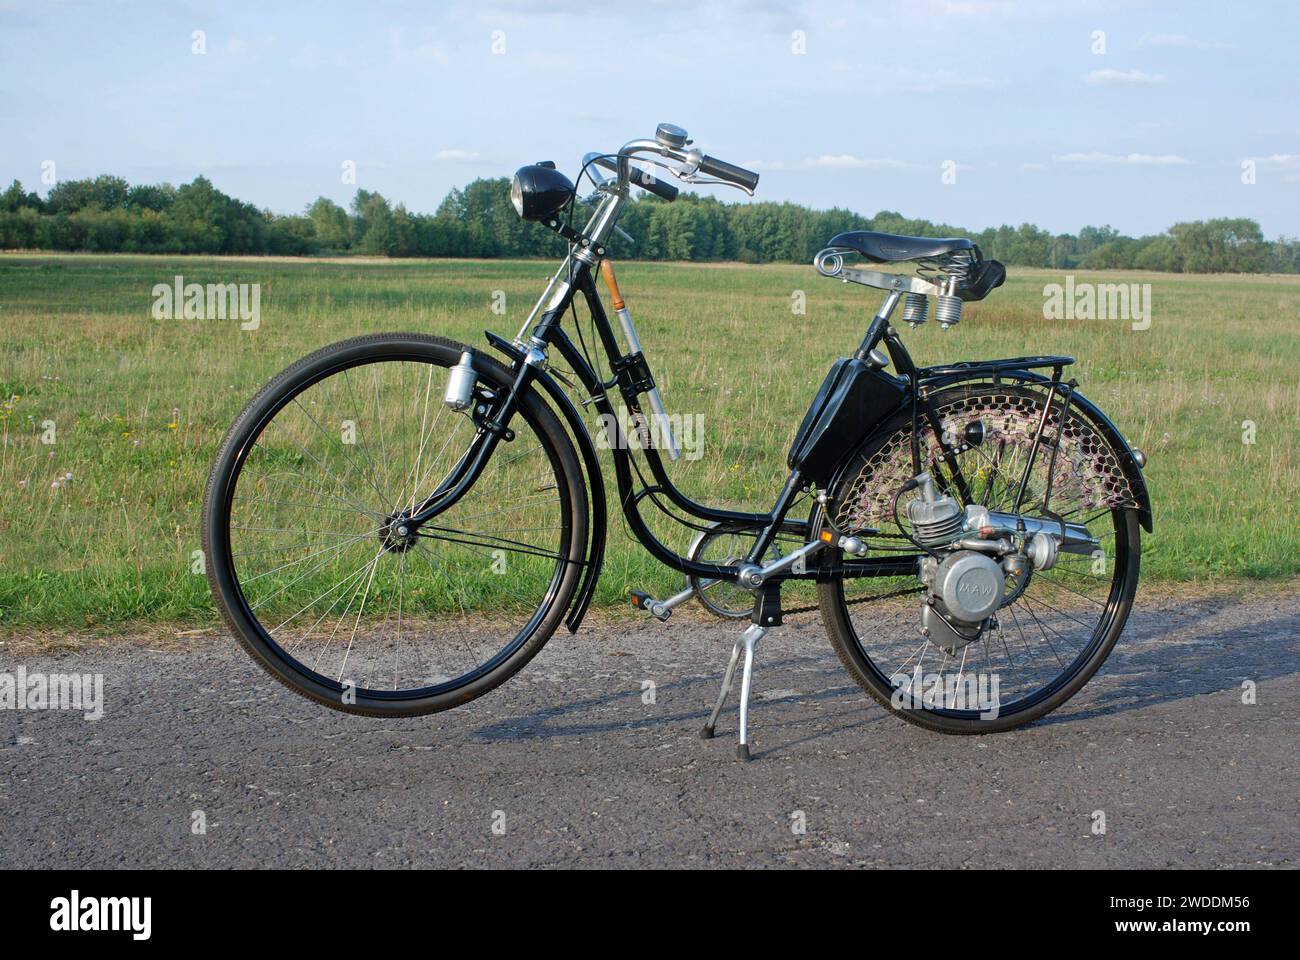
2, 173, 1297, 273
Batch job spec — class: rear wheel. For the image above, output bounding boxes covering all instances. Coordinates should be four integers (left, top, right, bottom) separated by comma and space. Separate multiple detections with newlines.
818, 381, 1141, 734
202, 333, 587, 717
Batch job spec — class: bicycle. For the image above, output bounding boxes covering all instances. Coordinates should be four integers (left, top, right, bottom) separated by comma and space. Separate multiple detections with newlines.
202, 123, 1152, 760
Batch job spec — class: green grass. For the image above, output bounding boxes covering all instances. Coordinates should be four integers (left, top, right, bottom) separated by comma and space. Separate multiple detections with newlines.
1, 252, 1298, 628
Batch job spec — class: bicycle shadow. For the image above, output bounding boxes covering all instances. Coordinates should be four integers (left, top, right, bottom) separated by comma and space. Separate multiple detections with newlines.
469, 652, 873, 743
469, 607, 1300, 746
1038, 610, 1300, 726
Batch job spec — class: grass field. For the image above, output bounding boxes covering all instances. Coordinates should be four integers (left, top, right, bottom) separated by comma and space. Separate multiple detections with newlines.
1, 252, 1298, 628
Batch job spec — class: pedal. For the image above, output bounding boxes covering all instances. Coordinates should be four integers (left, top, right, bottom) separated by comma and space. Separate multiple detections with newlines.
630, 590, 672, 621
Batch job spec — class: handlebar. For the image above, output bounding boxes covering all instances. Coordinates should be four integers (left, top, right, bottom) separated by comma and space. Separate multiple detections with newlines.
696, 155, 761, 192
609, 130, 760, 200
589, 154, 679, 202
629, 165, 681, 201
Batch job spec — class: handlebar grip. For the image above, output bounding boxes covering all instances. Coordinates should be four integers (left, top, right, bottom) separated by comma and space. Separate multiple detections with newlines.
698, 155, 760, 191
628, 164, 679, 201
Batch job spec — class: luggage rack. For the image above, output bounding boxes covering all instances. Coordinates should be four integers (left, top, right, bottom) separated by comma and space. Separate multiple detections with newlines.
919, 355, 1076, 384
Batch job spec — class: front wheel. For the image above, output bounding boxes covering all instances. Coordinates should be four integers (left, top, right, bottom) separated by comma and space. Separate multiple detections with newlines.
818, 380, 1142, 734
202, 333, 588, 717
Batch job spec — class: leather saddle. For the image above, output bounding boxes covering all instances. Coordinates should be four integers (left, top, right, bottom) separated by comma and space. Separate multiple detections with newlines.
829, 230, 974, 263
827, 230, 1005, 302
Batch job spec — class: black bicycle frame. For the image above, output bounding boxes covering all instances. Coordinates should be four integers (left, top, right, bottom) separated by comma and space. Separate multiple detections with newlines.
404, 250, 1153, 608
405, 254, 915, 587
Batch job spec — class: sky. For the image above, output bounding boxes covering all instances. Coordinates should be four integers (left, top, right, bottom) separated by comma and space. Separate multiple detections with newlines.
2, 0, 1297, 238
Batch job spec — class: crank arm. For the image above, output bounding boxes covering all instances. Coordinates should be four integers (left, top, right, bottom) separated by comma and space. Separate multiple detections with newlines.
631, 581, 712, 620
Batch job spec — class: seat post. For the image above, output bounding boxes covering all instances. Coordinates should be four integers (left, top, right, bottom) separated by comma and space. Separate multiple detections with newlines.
854, 290, 901, 361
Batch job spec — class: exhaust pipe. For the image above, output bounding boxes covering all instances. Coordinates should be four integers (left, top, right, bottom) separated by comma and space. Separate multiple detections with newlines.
981, 511, 1099, 555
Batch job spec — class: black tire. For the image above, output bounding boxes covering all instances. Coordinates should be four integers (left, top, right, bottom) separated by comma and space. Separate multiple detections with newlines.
817, 381, 1141, 734
202, 333, 588, 717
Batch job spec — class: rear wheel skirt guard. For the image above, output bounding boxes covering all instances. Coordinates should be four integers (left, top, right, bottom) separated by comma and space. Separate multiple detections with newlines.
829, 367, 1153, 534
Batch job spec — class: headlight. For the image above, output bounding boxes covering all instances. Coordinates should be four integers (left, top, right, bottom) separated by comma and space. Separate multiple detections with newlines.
509, 164, 575, 222
510, 175, 525, 218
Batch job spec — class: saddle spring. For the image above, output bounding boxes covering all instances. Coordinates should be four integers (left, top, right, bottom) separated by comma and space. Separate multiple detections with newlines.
933, 294, 962, 329
917, 254, 976, 330
902, 292, 928, 327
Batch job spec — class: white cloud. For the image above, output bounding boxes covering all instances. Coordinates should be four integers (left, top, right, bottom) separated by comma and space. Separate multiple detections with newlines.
524, 52, 581, 70
1054, 152, 1191, 166
941, 1, 1018, 16
1247, 153, 1300, 169
804, 155, 905, 169
412, 43, 449, 65
1019, 162, 1046, 171
1248, 155, 1300, 182
745, 155, 907, 171
433, 149, 481, 163
1085, 68, 1167, 86
386, 28, 449, 66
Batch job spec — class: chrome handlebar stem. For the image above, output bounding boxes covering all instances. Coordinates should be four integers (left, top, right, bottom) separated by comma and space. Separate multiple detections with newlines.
513, 132, 731, 341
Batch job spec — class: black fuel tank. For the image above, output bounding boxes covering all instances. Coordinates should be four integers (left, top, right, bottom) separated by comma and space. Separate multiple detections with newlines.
787, 357, 908, 486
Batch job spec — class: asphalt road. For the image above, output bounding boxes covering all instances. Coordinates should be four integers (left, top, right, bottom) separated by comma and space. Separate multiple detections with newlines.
2, 589, 1297, 869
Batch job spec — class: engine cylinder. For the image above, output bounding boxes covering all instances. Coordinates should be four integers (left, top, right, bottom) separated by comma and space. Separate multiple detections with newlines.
906, 473, 964, 545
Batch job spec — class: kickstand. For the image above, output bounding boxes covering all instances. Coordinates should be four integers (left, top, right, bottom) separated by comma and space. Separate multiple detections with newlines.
699, 583, 781, 761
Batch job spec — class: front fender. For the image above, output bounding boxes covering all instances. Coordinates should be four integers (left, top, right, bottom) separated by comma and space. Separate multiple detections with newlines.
485, 331, 608, 631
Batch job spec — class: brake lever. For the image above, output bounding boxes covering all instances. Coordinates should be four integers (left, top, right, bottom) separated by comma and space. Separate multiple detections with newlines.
672, 174, 756, 197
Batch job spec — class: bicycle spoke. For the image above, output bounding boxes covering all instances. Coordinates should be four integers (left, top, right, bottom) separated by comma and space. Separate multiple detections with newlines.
834, 382, 1134, 721
290, 396, 392, 510
219, 350, 578, 701
415, 526, 572, 563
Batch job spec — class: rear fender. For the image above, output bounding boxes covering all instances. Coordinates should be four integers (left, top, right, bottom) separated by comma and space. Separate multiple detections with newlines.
1062, 387, 1153, 533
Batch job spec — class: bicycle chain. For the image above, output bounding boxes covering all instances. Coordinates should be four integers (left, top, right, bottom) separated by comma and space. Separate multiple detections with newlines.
779, 530, 920, 616
781, 583, 924, 617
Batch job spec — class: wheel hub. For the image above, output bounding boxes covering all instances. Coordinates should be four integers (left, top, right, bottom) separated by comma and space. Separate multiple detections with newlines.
379, 513, 418, 553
